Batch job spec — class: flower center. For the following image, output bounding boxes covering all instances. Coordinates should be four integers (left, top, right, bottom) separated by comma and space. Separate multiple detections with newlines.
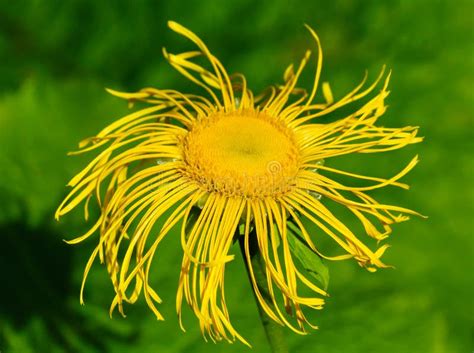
181, 110, 300, 197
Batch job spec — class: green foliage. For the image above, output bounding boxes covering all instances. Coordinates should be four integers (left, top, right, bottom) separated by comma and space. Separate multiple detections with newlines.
0, 77, 124, 225
287, 221, 330, 291
0, 1, 472, 353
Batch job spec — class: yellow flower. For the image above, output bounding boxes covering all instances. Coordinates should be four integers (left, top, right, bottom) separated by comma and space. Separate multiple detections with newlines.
56, 21, 422, 345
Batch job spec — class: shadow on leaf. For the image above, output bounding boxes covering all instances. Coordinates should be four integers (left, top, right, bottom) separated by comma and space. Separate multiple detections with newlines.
0, 206, 137, 353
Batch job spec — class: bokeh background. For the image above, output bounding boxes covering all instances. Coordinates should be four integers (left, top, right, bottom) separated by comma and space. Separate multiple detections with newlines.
0, 1, 472, 352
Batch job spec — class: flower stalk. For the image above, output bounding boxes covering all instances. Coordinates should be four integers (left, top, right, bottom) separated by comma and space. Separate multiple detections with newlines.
239, 231, 289, 353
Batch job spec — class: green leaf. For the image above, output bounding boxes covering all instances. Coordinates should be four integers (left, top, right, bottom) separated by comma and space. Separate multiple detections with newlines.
287, 222, 329, 290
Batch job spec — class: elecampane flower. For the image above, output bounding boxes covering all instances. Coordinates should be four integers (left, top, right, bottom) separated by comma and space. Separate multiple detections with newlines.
56, 22, 422, 345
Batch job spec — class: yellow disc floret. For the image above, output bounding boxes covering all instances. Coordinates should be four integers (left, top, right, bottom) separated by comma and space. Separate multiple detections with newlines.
181, 109, 300, 197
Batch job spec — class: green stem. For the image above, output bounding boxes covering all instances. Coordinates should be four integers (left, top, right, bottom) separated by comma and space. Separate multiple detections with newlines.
239, 231, 288, 353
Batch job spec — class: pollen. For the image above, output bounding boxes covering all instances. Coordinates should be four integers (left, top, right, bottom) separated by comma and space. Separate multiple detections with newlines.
181, 109, 300, 197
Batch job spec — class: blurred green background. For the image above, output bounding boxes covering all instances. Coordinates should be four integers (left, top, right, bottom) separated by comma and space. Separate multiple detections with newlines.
0, 1, 472, 352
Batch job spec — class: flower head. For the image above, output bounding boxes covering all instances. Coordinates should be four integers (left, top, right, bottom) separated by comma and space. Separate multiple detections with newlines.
56, 21, 422, 345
